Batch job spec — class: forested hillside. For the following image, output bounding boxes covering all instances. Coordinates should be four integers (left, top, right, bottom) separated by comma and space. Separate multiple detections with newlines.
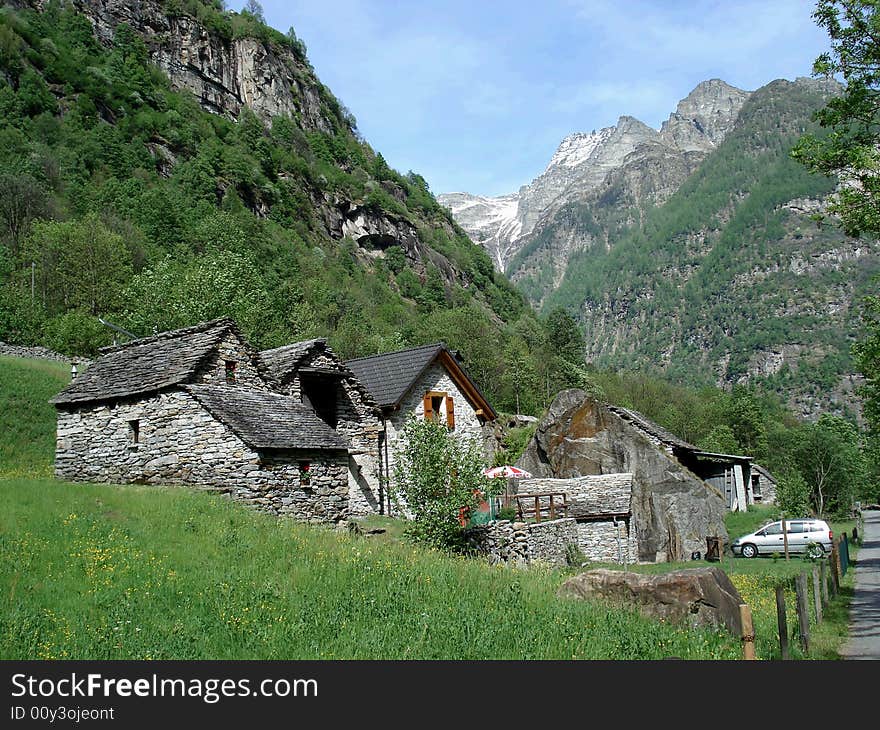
541, 78, 878, 419
0, 0, 593, 415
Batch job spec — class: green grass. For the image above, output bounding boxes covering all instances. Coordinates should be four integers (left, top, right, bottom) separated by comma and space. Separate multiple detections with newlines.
0, 477, 743, 660
0, 355, 856, 660
0, 357, 70, 478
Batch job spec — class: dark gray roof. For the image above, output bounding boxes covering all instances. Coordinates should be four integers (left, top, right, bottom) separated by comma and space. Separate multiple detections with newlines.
186, 385, 347, 451
259, 339, 326, 383
51, 319, 240, 407
345, 343, 444, 409
752, 463, 777, 483
606, 404, 695, 450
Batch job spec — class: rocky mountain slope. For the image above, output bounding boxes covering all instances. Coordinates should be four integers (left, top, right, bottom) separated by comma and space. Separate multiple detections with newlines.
0, 0, 551, 415
444, 75, 873, 418
439, 79, 750, 281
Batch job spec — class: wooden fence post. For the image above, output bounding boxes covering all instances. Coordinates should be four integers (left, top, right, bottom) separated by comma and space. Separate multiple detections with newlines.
795, 573, 810, 655
775, 586, 789, 660
812, 566, 822, 624
820, 562, 829, 606
740, 604, 756, 660
829, 546, 840, 596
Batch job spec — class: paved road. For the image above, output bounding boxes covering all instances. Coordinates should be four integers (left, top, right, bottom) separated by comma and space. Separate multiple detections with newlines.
841, 508, 880, 660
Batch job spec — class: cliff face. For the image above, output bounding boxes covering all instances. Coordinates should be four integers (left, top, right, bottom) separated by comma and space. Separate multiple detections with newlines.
66, 0, 333, 130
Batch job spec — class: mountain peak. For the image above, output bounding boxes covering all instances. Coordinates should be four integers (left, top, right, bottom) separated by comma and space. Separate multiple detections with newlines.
660, 79, 751, 152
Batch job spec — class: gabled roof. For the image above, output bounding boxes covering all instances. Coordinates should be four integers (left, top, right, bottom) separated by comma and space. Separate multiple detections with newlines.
345, 342, 496, 420
51, 318, 245, 407
606, 404, 694, 450
186, 385, 347, 451
606, 404, 751, 463
259, 339, 380, 411
259, 339, 326, 382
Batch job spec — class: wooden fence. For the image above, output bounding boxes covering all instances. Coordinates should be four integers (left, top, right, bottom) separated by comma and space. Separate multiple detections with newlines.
765, 531, 852, 659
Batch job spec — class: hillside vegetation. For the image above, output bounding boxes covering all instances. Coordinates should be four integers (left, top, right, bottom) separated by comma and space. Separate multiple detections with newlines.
538, 79, 877, 416
0, 0, 591, 416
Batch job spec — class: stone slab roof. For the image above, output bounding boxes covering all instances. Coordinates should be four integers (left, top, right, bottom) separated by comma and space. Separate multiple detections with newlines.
605, 404, 695, 450
259, 339, 326, 382
345, 343, 443, 409
51, 319, 239, 407
186, 385, 347, 451
518, 474, 633, 518
346, 342, 496, 419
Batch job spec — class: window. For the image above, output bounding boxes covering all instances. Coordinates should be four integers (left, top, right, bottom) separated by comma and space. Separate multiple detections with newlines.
129, 419, 140, 444
225, 360, 237, 384
786, 522, 805, 534
299, 461, 311, 486
763, 523, 783, 535
423, 391, 454, 429
301, 374, 337, 428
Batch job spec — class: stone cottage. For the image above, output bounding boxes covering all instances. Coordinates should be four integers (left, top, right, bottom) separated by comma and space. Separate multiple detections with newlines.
51, 319, 356, 523
258, 338, 384, 516
604, 404, 755, 512
345, 342, 497, 514
749, 463, 778, 505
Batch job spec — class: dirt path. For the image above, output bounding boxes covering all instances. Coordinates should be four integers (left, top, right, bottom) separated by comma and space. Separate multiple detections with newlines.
840, 508, 880, 660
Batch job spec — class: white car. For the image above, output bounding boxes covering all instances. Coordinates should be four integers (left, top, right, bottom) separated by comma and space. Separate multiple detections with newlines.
732, 519, 833, 559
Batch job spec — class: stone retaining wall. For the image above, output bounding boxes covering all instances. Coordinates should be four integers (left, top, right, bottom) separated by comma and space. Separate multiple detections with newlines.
466, 518, 580, 567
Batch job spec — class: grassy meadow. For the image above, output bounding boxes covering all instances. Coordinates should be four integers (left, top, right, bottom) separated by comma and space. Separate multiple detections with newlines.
0, 355, 856, 659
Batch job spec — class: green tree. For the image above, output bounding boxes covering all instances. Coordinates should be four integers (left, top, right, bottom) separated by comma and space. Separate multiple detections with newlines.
391, 417, 496, 550
792, 0, 880, 236
24, 215, 133, 316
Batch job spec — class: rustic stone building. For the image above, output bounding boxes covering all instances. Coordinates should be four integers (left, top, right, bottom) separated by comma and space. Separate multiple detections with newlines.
258, 338, 384, 516
517, 390, 730, 562
51, 319, 352, 523
345, 342, 497, 514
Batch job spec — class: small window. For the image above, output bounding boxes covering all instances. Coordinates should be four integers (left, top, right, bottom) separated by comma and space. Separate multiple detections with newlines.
225, 360, 237, 384
299, 461, 311, 486
129, 419, 140, 444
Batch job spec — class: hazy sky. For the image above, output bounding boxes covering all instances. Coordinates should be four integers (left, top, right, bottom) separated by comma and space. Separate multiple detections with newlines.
236, 1, 832, 197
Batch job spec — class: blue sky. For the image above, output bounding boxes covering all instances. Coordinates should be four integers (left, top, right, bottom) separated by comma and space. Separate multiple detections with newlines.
236, 1, 831, 197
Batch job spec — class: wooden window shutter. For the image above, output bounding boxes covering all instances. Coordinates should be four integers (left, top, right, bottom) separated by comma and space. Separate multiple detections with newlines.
423, 393, 433, 421
446, 396, 455, 430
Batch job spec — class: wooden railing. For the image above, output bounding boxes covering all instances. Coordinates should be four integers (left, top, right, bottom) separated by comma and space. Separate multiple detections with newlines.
513, 492, 569, 522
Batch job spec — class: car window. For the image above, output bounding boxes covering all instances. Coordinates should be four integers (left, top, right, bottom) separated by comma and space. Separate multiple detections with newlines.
763, 523, 782, 535
787, 522, 805, 533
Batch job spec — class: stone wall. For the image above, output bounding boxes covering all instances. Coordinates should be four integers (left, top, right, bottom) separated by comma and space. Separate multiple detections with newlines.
386, 362, 487, 501
576, 520, 638, 564
467, 518, 580, 567
55, 389, 349, 523
0, 341, 90, 365
193, 332, 268, 391
296, 349, 384, 517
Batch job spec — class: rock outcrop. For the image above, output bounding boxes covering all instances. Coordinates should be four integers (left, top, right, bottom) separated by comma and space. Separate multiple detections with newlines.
64, 0, 335, 130
558, 566, 744, 636
516, 389, 728, 562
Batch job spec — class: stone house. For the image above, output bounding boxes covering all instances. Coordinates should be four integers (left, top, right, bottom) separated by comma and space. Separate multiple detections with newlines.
345, 342, 497, 514
517, 390, 730, 562
749, 463, 778, 505
51, 319, 365, 523
258, 338, 384, 516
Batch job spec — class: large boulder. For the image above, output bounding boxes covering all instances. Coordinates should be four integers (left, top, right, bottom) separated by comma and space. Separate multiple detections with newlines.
558, 567, 744, 636
517, 389, 728, 561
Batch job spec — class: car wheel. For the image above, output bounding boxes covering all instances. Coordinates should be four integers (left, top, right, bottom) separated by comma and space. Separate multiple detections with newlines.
741, 543, 758, 559
807, 543, 825, 559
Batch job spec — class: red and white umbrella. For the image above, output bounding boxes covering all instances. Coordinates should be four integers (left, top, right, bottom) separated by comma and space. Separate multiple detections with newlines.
482, 465, 532, 479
